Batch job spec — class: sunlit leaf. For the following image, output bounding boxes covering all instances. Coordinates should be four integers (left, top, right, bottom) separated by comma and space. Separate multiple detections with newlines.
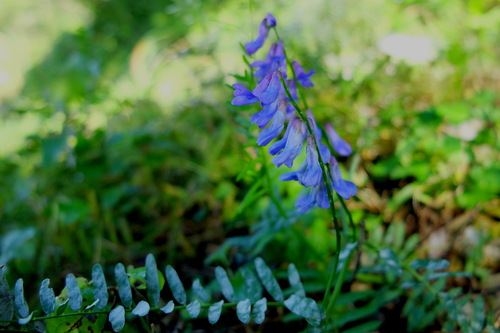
241, 266, 263, 302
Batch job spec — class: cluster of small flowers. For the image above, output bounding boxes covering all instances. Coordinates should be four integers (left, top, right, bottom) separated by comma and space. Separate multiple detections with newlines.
231, 14, 357, 213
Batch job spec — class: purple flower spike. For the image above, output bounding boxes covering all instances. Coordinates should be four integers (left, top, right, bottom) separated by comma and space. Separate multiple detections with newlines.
266, 14, 277, 27
325, 124, 352, 156
292, 60, 316, 88
245, 19, 268, 55
272, 117, 306, 168
257, 101, 286, 146
231, 84, 259, 106
329, 157, 357, 199
300, 136, 323, 187
268, 121, 291, 155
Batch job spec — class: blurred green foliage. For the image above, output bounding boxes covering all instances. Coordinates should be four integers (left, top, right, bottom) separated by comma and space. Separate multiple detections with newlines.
0, 0, 499, 331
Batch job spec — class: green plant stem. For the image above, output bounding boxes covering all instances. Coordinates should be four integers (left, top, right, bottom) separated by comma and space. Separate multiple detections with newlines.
272, 27, 346, 327
0, 301, 288, 324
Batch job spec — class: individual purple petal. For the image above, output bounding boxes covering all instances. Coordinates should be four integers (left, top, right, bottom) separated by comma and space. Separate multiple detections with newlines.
231, 84, 259, 106
252, 41, 286, 80
268, 121, 292, 155
295, 186, 318, 214
306, 110, 322, 139
292, 60, 315, 88
318, 142, 331, 163
266, 14, 277, 27
257, 101, 286, 146
329, 157, 357, 199
280, 162, 305, 181
272, 118, 306, 168
315, 184, 330, 208
300, 136, 323, 187
253, 72, 282, 105
250, 98, 280, 129
245, 19, 268, 55
285, 104, 296, 120
325, 124, 352, 156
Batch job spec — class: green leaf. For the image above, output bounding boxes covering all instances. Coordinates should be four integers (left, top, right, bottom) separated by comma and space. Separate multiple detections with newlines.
17, 311, 33, 325
409, 259, 450, 271
146, 254, 160, 306
341, 320, 382, 333
284, 294, 321, 327
471, 296, 485, 332
241, 266, 263, 302
236, 299, 251, 324
0, 267, 13, 326
336, 242, 358, 272
92, 264, 108, 310
65, 273, 82, 311
254, 257, 283, 302
109, 305, 125, 332
186, 300, 201, 318
192, 279, 209, 303
208, 300, 224, 324
165, 265, 186, 304
39, 279, 55, 314
160, 300, 175, 314
215, 267, 235, 302
288, 264, 305, 297
252, 297, 267, 324
115, 263, 132, 308
132, 301, 150, 317
14, 279, 29, 318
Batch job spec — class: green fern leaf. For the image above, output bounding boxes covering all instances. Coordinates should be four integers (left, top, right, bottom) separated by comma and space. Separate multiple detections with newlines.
109, 305, 125, 332
241, 266, 263, 302
14, 278, 28, 318
132, 300, 150, 317
65, 274, 82, 311
284, 294, 321, 327
146, 254, 160, 306
215, 267, 235, 302
192, 279, 209, 303
252, 297, 267, 324
92, 264, 108, 310
160, 300, 175, 314
208, 300, 224, 324
165, 265, 186, 304
236, 299, 251, 324
115, 263, 132, 308
0, 267, 13, 326
187, 299, 201, 318
288, 264, 305, 297
254, 257, 283, 302
39, 279, 55, 314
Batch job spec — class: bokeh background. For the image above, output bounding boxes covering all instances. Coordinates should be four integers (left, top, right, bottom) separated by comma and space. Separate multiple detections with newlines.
0, 0, 499, 330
